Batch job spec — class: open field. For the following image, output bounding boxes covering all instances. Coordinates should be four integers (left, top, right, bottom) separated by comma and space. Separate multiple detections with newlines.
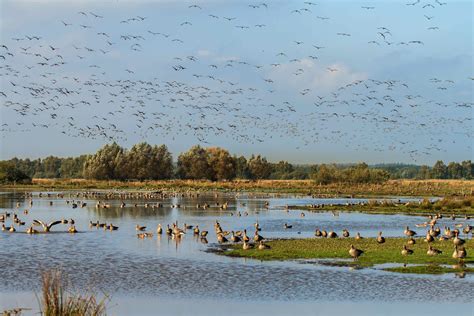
2, 178, 474, 197
220, 237, 474, 274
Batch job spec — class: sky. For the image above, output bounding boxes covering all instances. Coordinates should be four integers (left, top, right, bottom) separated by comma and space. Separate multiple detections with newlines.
0, 0, 472, 164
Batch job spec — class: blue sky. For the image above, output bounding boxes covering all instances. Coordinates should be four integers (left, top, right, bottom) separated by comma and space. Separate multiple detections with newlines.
0, 0, 472, 164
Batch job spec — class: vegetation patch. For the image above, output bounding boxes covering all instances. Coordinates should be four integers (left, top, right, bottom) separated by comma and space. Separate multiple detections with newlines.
221, 237, 473, 274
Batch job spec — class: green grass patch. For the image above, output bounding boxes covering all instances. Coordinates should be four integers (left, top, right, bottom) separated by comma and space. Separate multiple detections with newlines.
222, 237, 473, 272
383, 265, 474, 275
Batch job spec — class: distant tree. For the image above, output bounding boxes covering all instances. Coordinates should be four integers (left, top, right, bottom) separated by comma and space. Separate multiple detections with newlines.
207, 147, 236, 181
248, 155, 272, 180
83, 143, 126, 180
447, 162, 463, 179
311, 164, 337, 184
431, 160, 447, 179
122, 143, 173, 180
177, 145, 213, 180
416, 165, 431, 179
234, 155, 250, 179
271, 161, 294, 179
461, 160, 473, 179
40, 156, 62, 178
0, 161, 32, 184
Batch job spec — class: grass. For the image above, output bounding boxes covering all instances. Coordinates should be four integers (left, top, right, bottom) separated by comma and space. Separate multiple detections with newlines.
1, 178, 474, 197
383, 265, 474, 275
290, 196, 474, 216
222, 237, 473, 274
38, 269, 108, 316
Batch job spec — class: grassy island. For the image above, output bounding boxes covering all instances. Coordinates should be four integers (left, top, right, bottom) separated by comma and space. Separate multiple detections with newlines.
221, 237, 474, 275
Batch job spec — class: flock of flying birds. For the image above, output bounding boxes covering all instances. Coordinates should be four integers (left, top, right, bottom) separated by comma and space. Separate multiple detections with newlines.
0, 0, 472, 161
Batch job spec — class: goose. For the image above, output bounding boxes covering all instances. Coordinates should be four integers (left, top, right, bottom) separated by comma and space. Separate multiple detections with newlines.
26, 226, 38, 234
156, 224, 163, 234
463, 225, 472, 234
254, 221, 261, 231
231, 231, 241, 243
2, 224, 11, 231
136, 225, 146, 231
452, 246, 467, 259
9, 225, 16, 232
258, 241, 271, 250
89, 221, 98, 228
254, 230, 264, 242
427, 246, 442, 256
300, 212, 305, 218
109, 224, 118, 231
425, 232, 434, 243
217, 233, 228, 243
349, 244, 364, 259
401, 245, 414, 256
200, 230, 208, 237
377, 232, 385, 244
68, 226, 78, 233
242, 241, 253, 250
33, 220, 62, 232
321, 230, 328, 238
242, 229, 250, 242
61, 219, 68, 224
342, 229, 350, 238
165, 225, 172, 235
429, 227, 440, 237
193, 226, 200, 235
404, 226, 416, 237
453, 232, 465, 246
355, 232, 363, 240
315, 229, 322, 237
407, 238, 416, 245
328, 231, 338, 238
284, 223, 292, 229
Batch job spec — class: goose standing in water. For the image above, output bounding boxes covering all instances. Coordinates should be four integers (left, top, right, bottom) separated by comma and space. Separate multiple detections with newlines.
156, 224, 163, 234
284, 223, 292, 229
193, 226, 200, 235
33, 220, 62, 232
68, 225, 78, 233
377, 232, 385, 244
349, 244, 363, 260
26, 226, 38, 234
135, 225, 146, 231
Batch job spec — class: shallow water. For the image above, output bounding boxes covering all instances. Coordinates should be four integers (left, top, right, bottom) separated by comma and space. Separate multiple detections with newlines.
0, 191, 473, 315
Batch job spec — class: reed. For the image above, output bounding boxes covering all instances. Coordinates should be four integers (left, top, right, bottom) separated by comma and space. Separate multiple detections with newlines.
38, 269, 108, 316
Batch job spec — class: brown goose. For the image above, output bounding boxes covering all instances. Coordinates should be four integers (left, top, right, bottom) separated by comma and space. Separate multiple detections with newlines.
315, 229, 322, 237
217, 233, 228, 243
135, 225, 146, 231
404, 226, 416, 237
355, 232, 363, 240
258, 241, 271, 250
242, 241, 253, 250
349, 244, 364, 259
453, 232, 465, 246
427, 246, 442, 256
328, 231, 338, 238
407, 238, 416, 245
342, 229, 350, 238
156, 224, 163, 234
452, 246, 467, 259
254, 230, 264, 242
425, 232, 434, 243
33, 220, 62, 232
401, 245, 414, 256
231, 231, 241, 243
377, 231, 385, 244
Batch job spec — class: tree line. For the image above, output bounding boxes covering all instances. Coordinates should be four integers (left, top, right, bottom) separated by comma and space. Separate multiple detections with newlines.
1, 142, 472, 184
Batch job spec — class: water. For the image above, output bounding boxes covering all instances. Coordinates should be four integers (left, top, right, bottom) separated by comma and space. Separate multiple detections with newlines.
0, 191, 472, 315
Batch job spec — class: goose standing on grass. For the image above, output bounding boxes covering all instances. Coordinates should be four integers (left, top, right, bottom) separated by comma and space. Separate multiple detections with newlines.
377, 231, 385, 244
342, 229, 350, 238
242, 229, 250, 242
328, 231, 338, 238
231, 231, 241, 242
243, 241, 253, 250
453, 231, 465, 246
254, 230, 264, 242
407, 238, 416, 245
425, 232, 434, 243
427, 246, 442, 256
217, 233, 228, 243
349, 244, 364, 260
355, 232, 363, 240
315, 229, 322, 237
401, 245, 414, 256
452, 246, 467, 259
258, 241, 271, 250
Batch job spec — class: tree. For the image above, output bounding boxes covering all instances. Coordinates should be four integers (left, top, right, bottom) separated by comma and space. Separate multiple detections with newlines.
0, 161, 32, 184
177, 145, 213, 180
234, 155, 250, 179
83, 143, 126, 180
311, 164, 337, 184
207, 147, 236, 181
248, 155, 272, 180
461, 160, 473, 179
431, 160, 447, 179
417, 165, 431, 179
447, 162, 463, 179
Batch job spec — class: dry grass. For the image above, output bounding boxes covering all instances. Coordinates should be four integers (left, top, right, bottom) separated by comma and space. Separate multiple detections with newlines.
38, 269, 108, 316
2, 178, 474, 197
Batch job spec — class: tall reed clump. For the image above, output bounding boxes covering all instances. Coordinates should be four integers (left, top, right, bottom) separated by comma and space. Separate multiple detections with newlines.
39, 269, 108, 316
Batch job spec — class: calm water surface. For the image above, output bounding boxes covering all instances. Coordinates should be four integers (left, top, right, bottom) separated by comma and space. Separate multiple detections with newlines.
0, 191, 472, 315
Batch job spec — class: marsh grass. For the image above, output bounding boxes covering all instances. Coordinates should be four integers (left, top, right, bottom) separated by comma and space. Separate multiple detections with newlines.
223, 237, 473, 273
38, 269, 108, 316
2, 179, 473, 197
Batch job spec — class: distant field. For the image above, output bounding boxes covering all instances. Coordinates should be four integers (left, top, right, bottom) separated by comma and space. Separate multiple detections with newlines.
1, 178, 473, 197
